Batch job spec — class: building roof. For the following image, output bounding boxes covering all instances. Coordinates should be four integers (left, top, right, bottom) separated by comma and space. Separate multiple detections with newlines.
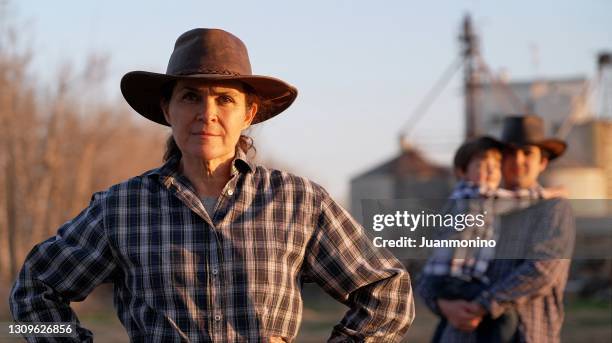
353, 146, 450, 181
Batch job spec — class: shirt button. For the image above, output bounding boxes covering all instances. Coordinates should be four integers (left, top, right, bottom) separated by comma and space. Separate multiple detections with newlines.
212, 268, 218, 275
226, 189, 234, 196
214, 314, 222, 321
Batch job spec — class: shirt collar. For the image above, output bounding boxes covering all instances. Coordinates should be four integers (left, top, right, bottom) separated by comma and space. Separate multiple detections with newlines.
148, 148, 255, 182
232, 148, 255, 175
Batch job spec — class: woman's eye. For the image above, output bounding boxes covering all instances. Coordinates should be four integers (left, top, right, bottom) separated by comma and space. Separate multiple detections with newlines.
182, 92, 200, 102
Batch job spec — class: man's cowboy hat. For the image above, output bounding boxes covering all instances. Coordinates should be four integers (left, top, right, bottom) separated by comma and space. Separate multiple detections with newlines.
500, 114, 567, 160
120, 28, 298, 126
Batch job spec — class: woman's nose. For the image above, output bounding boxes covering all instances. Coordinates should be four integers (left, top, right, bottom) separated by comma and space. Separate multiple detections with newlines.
197, 98, 217, 122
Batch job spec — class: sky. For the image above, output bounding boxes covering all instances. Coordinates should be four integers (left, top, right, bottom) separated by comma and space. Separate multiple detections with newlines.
8, 0, 612, 204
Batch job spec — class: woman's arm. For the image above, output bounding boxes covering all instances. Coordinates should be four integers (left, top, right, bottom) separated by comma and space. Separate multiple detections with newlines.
303, 193, 414, 342
9, 193, 118, 343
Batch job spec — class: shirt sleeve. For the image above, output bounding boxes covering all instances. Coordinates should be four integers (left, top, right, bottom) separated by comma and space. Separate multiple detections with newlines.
302, 193, 415, 342
414, 199, 468, 317
9, 192, 118, 343
415, 274, 443, 317
474, 199, 575, 318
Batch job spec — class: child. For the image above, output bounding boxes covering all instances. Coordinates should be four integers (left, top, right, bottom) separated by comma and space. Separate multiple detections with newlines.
451, 137, 568, 200
451, 136, 505, 199
423, 136, 517, 342
422, 136, 567, 342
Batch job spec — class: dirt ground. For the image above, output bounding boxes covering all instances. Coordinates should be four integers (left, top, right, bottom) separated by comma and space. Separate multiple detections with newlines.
1, 283, 610, 342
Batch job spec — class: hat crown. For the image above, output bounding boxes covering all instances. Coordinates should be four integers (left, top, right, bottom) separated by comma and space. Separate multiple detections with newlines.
501, 114, 546, 145
498, 114, 567, 160
166, 28, 252, 76
120, 28, 298, 127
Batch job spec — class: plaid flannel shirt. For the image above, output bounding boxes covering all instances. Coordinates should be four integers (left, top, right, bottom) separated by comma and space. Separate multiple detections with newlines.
425, 181, 546, 282
448, 181, 545, 200
10, 150, 414, 342
418, 197, 575, 343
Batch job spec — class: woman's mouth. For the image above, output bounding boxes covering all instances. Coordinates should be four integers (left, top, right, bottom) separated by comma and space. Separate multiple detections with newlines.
193, 132, 220, 137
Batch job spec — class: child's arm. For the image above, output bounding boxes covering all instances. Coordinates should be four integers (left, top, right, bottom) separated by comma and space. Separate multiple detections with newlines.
541, 186, 569, 199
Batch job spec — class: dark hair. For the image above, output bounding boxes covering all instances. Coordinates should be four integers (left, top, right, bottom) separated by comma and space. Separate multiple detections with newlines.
161, 80, 260, 162
453, 137, 503, 172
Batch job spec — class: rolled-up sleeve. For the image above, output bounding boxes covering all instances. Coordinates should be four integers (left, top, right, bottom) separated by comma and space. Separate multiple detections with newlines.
9, 193, 118, 342
303, 193, 415, 342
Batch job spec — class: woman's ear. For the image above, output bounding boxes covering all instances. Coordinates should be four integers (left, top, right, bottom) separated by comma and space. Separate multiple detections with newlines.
161, 99, 171, 124
242, 103, 258, 129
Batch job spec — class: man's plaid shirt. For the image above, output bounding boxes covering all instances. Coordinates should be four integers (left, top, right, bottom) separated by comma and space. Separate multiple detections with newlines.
417, 198, 575, 343
10, 151, 414, 342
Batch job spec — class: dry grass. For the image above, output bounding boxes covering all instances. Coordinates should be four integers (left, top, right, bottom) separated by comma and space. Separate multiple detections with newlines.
3, 282, 608, 342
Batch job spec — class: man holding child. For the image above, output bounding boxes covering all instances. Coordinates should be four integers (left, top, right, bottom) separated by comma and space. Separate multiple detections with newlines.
418, 114, 576, 343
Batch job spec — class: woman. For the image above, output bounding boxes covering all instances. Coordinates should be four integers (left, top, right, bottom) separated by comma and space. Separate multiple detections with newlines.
10, 28, 414, 342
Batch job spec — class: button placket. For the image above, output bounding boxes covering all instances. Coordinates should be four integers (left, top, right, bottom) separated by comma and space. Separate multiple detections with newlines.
210, 170, 239, 341
222, 175, 238, 198
208, 237, 224, 339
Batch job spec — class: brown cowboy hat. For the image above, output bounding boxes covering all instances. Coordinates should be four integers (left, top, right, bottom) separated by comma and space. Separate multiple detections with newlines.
500, 114, 567, 160
120, 28, 298, 126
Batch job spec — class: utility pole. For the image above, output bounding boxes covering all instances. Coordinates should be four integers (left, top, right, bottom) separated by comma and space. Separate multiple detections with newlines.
460, 14, 480, 140
597, 52, 611, 119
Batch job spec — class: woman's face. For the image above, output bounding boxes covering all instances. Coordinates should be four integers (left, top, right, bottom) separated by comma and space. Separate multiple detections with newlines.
161, 79, 257, 162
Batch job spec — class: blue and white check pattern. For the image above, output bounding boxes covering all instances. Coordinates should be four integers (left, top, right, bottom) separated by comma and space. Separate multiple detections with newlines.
10, 150, 414, 342
427, 181, 547, 282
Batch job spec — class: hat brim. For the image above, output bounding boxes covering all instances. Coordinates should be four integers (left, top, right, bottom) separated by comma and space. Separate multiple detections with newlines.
504, 139, 567, 160
120, 71, 298, 126
536, 139, 567, 160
